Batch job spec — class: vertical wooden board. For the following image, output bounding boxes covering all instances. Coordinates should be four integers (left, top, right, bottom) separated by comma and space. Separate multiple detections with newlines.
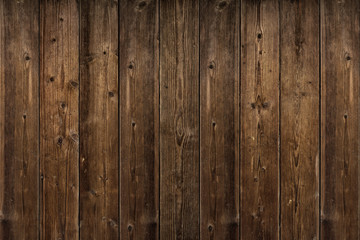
120, 0, 159, 239
0, 0, 39, 239
159, 0, 199, 239
240, 0, 279, 239
40, 0, 79, 239
280, 0, 320, 239
320, 0, 359, 239
200, 0, 239, 239
79, 0, 119, 239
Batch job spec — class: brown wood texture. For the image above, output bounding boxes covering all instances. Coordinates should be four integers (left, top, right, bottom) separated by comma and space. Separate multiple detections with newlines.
280, 0, 320, 239
79, 0, 119, 239
240, 0, 280, 239
40, 0, 79, 239
0, 0, 39, 239
321, 0, 360, 239
0, 0, 360, 239
160, 0, 199, 239
119, 0, 159, 239
200, 0, 240, 239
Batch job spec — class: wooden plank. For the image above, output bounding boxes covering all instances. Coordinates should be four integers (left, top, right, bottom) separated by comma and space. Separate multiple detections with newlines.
79, 0, 119, 239
240, 0, 279, 239
40, 0, 79, 239
119, 0, 159, 238
200, 0, 239, 239
320, 0, 359, 239
0, 0, 39, 239
159, 0, 199, 239
280, 0, 320, 239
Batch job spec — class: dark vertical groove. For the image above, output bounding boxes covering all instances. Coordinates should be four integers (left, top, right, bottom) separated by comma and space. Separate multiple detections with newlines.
198, 0, 201, 237
78, 0, 81, 239
238, 1, 241, 239
278, 0, 281, 239
318, 0, 321, 239
118, 0, 120, 239
38, 0, 41, 239
158, 0, 161, 239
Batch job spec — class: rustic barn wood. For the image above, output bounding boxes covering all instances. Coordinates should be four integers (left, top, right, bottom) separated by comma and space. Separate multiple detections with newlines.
0, 0, 359, 239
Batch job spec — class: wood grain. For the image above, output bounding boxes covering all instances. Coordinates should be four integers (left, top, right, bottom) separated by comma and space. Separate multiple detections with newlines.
320, 0, 360, 239
0, 0, 39, 239
280, 0, 320, 239
200, 0, 240, 239
79, 0, 119, 239
240, 0, 280, 239
40, 0, 79, 239
120, 0, 159, 239
160, 0, 199, 239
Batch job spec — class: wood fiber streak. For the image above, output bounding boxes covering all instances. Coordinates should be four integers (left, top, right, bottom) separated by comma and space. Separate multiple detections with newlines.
79, 0, 119, 239
280, 0, 320, 239
0, 0, 39, 239
321, 0, 360, 239
200, 0, 240, 239
160, 0, 199, 239
40, 0, 79, 239
120, 0, 159, 239
240, 0, 279, 239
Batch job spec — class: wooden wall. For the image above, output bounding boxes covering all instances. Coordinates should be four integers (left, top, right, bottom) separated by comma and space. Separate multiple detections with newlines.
0, 0, 359, 239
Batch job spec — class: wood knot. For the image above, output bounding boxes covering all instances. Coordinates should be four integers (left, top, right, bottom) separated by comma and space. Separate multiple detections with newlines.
208, 224, 214, 232
346, 55, 351, 61
136, 1, 147, 10
257, 33, 262, 39
60, 17, 64, 22
60, 102, 66, 109
344, 114, 348, 119
108, 92, 114, 97
70, 81, 78, 88
127, 224, 133, 231
49, 77, 55, 82
217, 1, 228, 10
25, 55, 31, 61
51, 38, 56, 43
23, 114, 27, 119
57, 137, 63, 145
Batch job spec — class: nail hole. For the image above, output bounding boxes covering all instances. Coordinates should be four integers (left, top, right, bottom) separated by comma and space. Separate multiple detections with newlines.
218, 1, 227, 9
51, 38, 56, 42
103, 51, 107, 55
25, 56, 31, 61
50, 77, 55, 82
346, 56, 351, 61
70, 81, 78, 87
209, 64, 214, 69
132, 121, 136, 127
257, 33, 262, 39
23, 114, 27, 119
108, 92, 114, 97
128, 64, 133, 69
60, 18, 64, 22
61, 102, 66, 108
212, 121, 216, 127
344, 114, 348, 119
138, 1, 147, 8
57, 137, 63, 145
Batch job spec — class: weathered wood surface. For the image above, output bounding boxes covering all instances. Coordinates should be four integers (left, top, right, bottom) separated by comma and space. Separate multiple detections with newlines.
0, 0, 358, 239
240, 0, 280, 239
280, 0, 320, 239
200, 0, 240, 239
80, 0, 119, 239
40, 0, 79, 239
160, 0, 199, 239
0, 0, 39, 239
120, 0, 159, 239
321, 0, 359, 239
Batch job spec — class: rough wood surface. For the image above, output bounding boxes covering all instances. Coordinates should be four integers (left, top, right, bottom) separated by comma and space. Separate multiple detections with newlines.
321, 0, 359, 239
120, 0, 159, 238
280, 0, 320, 239
160, 0, 199, 239
240, 0, 280, 239
0, 0, 39, 239
200, 0, 240, 239
79, 0, 119, 239
40, 0, 79, 239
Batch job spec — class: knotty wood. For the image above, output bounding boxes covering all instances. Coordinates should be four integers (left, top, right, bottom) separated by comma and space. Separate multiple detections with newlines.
240, 0, 279, 239
280, 0, 320, 239
0, 0, 39, 239
79, 0, 119, 239
160, 0, 199, 239
120, 0, 159, 238
200, 0, 240, 239
321, 0, 359, 239
40, 0, 79, 239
